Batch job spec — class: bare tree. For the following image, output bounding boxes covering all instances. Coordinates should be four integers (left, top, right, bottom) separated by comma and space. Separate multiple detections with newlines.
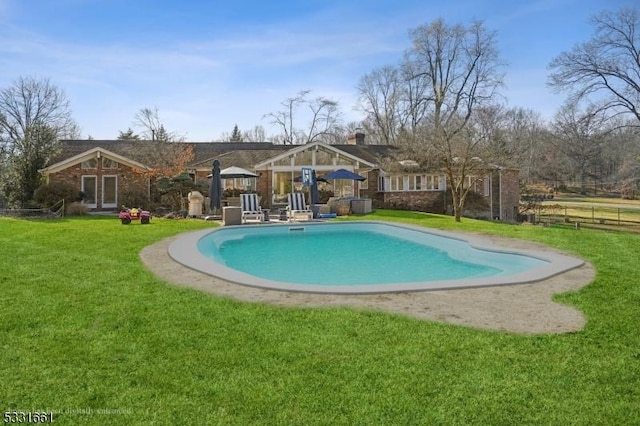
356, 61, 430, 146
406, 19, 505, 221
0, 76, 79, 206
305, 95, 342, 144
241, 125, 266, 142
130, 107, 193, 180
548, 7, 640, 124
263, 90, 309, 144
356, 65, 404, 145
618, 153, 640, 198
133, 107, 184, 142
0, 76, 78, 152
263, 90, 343, 144
501, 107, 547, 183
551, 102, 607, 194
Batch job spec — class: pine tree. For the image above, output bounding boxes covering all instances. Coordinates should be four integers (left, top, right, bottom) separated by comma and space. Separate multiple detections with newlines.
230, 124, 243, 142
117, 128, 140, 140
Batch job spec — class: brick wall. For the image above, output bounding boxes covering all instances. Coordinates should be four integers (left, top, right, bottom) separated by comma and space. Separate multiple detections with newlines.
47, 163, 148, 211
500, 169, 520, 222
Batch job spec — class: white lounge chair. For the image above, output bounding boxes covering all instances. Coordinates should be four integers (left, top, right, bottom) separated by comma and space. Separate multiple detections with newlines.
287, 192, 313, 221
240, 193, 264, 223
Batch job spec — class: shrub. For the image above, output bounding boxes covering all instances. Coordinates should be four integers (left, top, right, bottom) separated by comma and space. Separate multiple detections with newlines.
66, 201, 88, 216
34, 182, 81, 208
121, 189, 150, 209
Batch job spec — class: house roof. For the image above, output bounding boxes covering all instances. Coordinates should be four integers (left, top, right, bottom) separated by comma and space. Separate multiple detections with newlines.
253, 140, 377, 169
190, 147, 290, 170
51, 140, 391, 170
47, 139, 414, 175
332, 144, 400, 166
40, 146, 152, 174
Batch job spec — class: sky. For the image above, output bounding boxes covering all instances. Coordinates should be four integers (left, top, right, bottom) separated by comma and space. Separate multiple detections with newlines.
0, 0, 637, 141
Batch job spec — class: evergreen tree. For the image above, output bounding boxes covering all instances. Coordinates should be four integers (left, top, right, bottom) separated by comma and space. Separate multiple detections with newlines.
230, 124, 243, 142
117, 128, 140, 140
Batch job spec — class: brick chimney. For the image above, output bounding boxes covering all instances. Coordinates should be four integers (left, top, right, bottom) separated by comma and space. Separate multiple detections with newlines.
347, 131, 365, 145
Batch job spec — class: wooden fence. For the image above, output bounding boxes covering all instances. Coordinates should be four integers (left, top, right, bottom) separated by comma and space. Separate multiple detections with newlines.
531, 203, 640, 231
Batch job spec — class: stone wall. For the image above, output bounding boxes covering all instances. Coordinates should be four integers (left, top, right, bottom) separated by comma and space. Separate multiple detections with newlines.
381, 191, 446, 213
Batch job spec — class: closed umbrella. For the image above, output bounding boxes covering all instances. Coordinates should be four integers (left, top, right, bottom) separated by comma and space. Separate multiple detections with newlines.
209, 159, 222, 213
310, 169, 320, 205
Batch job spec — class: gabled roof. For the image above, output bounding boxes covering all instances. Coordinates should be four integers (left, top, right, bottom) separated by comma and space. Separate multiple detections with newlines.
47, 139, 402, 174
253, 141, 376, 169
332, 144, 400, 166
40, 146, 152, 174
189, 142, 289, 165
49, 140, 153, 165
190, 149, 287, 170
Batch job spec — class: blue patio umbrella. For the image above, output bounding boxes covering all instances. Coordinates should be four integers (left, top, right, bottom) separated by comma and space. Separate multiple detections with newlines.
323, 168, 366, 198
209, 159, 222, 212
310, 169, 320, 205
323, 169, 366, 181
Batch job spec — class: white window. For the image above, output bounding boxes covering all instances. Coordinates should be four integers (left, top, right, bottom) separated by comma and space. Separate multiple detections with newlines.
103, 158, 118, 169
360, 174, 368, 189
383, 174, 444, 191
81, 158, 97, 169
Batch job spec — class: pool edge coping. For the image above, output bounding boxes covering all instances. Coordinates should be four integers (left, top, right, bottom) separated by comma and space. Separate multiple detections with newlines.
168, 221, 585, 295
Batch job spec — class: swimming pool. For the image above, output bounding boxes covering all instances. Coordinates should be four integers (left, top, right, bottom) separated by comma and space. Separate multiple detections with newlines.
168, 221, 584, 294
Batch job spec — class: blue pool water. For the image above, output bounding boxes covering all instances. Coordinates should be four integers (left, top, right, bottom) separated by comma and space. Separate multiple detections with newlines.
196, 222, 548, 287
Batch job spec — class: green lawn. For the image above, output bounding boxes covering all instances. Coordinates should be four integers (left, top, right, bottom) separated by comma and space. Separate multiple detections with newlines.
1, 212, 639, 425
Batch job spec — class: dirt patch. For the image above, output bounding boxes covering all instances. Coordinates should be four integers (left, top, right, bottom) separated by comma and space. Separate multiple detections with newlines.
140, 234, 594, 334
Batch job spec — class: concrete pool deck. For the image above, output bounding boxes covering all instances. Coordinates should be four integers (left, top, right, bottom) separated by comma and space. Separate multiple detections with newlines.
168, 222, 586, 293
140, 228, 595, 334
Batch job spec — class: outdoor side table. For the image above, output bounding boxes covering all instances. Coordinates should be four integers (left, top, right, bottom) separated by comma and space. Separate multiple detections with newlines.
222, 206, 242, 226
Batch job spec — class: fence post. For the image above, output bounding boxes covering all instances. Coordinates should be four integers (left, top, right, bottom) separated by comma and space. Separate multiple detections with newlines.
618, 208, 620, 226
592, 206, 595, 223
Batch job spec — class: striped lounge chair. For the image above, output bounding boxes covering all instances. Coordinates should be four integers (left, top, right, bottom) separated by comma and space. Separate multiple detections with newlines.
240, 193, 264, 223
287, 192, 313, 221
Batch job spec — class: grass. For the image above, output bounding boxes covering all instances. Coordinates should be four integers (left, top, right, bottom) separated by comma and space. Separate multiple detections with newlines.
538, 195, 640, 231
1, 212, 639, 425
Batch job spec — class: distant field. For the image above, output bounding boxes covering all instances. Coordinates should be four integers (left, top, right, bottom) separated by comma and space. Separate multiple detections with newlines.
537, 195, 640, 230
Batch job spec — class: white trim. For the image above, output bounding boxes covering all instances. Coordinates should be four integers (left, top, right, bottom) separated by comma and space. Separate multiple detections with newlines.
254, 141, 374, 169
82, 175, 98, 208
39, 147, 151, 174
102, 175, 118, 208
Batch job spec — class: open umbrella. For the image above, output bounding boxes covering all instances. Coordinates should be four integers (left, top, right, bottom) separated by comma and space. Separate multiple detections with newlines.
209, 159, 222, 213
323, 169, 366, 181
220, 166, 258, 179
206, 166, 258, 179
323, 169, 366, 198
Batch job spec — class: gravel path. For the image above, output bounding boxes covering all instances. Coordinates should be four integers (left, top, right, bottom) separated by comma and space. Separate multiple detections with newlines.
140, 234, 594, 334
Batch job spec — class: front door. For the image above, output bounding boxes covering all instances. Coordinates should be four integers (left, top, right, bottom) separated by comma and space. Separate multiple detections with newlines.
102, 175, 117, 208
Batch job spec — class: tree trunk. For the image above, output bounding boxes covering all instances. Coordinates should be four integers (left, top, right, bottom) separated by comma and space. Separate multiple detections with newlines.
450, 187, 462, 222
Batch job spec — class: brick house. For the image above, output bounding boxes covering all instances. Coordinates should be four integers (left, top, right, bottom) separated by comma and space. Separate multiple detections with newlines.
40, 133, 521, 221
